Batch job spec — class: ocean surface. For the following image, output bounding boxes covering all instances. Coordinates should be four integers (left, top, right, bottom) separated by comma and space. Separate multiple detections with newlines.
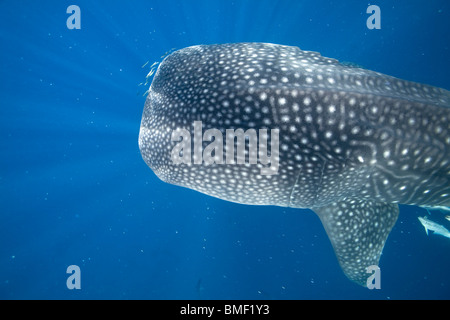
0, 0, 449, 300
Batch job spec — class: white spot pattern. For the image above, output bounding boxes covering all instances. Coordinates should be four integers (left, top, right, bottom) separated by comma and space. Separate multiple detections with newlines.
139, 43, 450, 286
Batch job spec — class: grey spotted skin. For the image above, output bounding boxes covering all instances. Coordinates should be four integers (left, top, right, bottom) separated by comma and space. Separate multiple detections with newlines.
139, 43, 450, 286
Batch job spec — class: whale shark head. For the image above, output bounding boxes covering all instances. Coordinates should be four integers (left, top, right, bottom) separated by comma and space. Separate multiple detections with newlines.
139, 43, 450, 286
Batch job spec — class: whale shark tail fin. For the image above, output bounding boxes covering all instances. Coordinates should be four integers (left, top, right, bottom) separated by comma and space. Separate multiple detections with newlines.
314, 199, 399, 287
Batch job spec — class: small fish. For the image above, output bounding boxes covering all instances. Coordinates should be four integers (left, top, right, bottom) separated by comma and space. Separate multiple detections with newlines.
146, 69, 156, 78
421, 205, 450, 213
160, 48, 176, 58
418, 216, 450, 239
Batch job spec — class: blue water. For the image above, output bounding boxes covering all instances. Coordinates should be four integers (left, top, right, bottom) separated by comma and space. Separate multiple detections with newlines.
1, 0, 449, 299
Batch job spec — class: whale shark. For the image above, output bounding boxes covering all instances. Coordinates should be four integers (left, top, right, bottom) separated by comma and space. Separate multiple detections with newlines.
139, 43, 450, 286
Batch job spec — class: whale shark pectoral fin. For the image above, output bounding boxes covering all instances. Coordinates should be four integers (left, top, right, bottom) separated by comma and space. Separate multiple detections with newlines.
313, 199, 399, 287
